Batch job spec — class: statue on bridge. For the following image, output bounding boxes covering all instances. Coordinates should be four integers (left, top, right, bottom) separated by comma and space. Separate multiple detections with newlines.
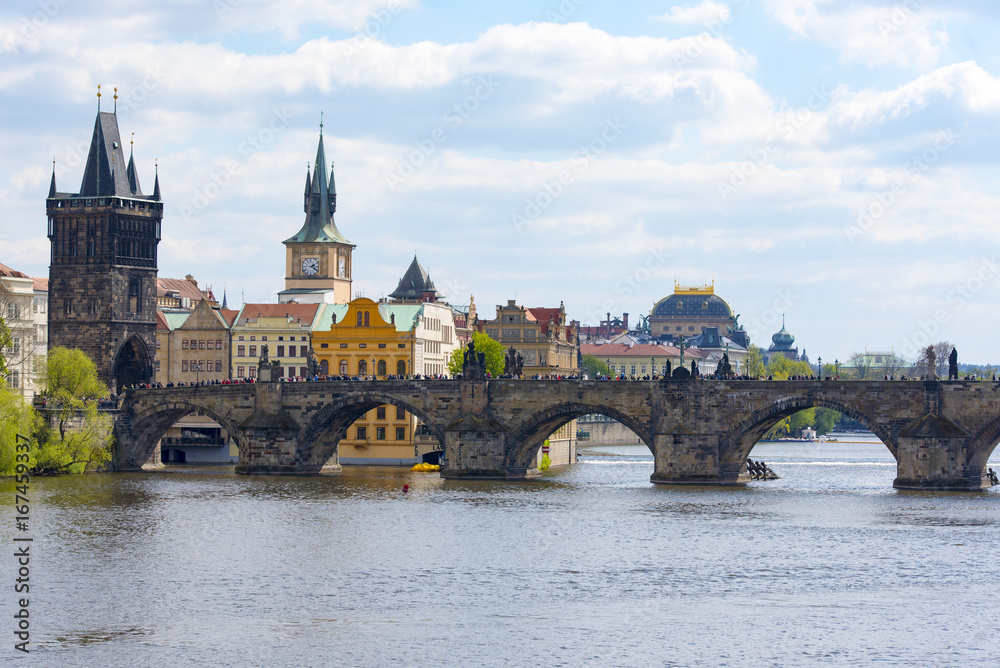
949, 347, 959, 381
716, 352, 733, 378
462, 340, 487, 380
257, 344, 281, 381
504, 346, 524, 377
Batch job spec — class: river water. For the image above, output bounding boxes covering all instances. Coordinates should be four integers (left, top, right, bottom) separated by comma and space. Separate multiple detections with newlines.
3, 434, 999, 667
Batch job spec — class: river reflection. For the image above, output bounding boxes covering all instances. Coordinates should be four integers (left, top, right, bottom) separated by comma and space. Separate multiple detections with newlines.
2, 438, 998, 667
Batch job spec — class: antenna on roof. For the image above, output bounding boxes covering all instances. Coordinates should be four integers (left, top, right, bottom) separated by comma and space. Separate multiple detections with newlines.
97, 84, 101, 111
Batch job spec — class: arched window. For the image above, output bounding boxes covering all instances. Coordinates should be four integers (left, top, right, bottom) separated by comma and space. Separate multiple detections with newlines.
320, 359, 329, 375
397, 360, 406, 375
364, 311, 370, 326
377, 360, 387, 376
356, 311, 363, 327
358, 360, 368, 375
339, 360, 348, 374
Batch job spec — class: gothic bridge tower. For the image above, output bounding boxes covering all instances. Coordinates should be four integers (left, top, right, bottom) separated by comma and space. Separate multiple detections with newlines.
278, 119, 355, 304
46, 91, 162, 390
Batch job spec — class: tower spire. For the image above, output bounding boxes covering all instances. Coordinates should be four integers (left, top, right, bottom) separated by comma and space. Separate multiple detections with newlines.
152, 159, 161, 201
48, 159, 57, 198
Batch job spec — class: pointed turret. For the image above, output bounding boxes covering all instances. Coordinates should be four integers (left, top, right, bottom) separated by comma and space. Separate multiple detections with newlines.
48, 163, 57, 198
126, 142, 143, 196
152, 163, 161, 201
283, 129, 351, 245
329, 161, 337, 213
79, 112, 132, 197
303, 164, 312, 213
389, 255, 443, 303
221, 290, 228, 310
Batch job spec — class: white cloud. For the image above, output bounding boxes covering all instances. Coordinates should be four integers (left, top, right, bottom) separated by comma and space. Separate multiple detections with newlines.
767, 0, 950, 69
655, 2, 732, 26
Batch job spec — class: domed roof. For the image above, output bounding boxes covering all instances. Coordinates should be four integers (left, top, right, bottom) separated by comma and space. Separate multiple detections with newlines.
651, 293, 733, 319
771, 317, 795, 348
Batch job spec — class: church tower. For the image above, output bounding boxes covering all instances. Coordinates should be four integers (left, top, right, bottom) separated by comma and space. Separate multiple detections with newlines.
278, 121, 354, 304
46, 89, 162, 390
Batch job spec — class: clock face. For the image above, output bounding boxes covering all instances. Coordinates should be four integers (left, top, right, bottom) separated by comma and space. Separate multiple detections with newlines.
338, 257, 346, 278
301, 258, 319, 276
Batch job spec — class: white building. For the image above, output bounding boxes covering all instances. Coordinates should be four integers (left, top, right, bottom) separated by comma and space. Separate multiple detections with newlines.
1, 263, 47, 399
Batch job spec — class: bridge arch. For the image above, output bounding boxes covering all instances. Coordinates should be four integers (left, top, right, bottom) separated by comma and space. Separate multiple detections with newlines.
967, 410, 1000, 473
719, 395, 896, 470
123, 396, 247, 467
295, 390, 447, 471
506, 402, 653, 470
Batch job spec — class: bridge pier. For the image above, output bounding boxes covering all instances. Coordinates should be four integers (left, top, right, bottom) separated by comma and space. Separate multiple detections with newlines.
649, 431, 745, 485
893, 414, 990, 490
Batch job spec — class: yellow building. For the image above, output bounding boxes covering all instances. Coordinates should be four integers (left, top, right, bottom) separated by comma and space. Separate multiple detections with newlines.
479, 299, 580, 376
230, 303, 321, 380
312, 298, 421, 464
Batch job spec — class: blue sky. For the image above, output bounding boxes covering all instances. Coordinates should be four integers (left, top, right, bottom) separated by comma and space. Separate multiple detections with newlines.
4, 0, 1000, 364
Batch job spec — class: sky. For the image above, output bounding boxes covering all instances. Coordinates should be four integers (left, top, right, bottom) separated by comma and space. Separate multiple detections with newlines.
3, 0, 1000, 365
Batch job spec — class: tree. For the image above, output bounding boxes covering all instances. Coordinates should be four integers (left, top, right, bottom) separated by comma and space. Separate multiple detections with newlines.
746, 344, 766, 378
36, 347, 113, 473
446, 331, 505, 377
0, 385, 37, 476
913, 342, 953, 378
581, 355, 611, 379
767, 354, 814, 380
846, 352, 873, 380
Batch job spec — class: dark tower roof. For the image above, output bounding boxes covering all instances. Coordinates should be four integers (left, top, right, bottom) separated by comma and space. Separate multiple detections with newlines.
48, 163, 57, 198
152, 163, 161, 201
770, 316, 796, 349
284, 129, 352, 245
79, 111, 135, 197
126, 142, 142, 196
389, 255, 443, 302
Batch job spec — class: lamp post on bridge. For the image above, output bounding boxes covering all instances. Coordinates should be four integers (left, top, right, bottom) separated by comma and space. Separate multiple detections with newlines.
606, 359, 611, 380
818, 356, 822, 380
835, 358, 839, 378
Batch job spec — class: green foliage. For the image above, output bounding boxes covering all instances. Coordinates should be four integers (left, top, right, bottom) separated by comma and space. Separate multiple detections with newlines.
581, 355, 611, 378
0, 385, 37, 476
42, 347, 107, 400
746, 344, 766, 378
539, 440, 551, 470
0, 314, 11, 379
32, 401, 113, 474
762, 407, 841, 440
447, 331, 506, 376
766, 355, 814, 380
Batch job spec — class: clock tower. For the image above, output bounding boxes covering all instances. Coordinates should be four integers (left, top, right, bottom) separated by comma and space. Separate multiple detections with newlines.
278, 122, 354, 304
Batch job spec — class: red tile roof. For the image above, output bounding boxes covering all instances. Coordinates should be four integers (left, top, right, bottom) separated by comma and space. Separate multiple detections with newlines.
237, 303, 319, 324
31, 277, 48, 291
157, 277, 211, 302
0, 262, 29, 278
218, 309, 240, 327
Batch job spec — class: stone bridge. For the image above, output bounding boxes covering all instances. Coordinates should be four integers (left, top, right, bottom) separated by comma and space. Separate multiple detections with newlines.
114, 378, 1000, 490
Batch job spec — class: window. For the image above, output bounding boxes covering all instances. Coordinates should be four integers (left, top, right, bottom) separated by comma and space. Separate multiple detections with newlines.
364, 312, 370, 326
320, 343, 328, 348
378, 343, 386, 349
278, 336, 284, 341
339, 360, 348, 374
300, 367, 307, 377
300, 345, 308, 357
249, 345, 257, 358
396, 427, 406, 441
377, 360, 386, 376
688, 326, 695, 332
641, 366, 646, 374
128, 277, 142, 313
357, 312, 363, 326
359, 343, 367, 349
376, 406, 386, 420
7, 371, 19, 388
199, 340, 206, 350
237, 366, 245, 378
396, 406, 405, 420
376, 427, 386, 440
182, 361, 189, 371
183, 340, 190, 349
216, 341, 223, 350
238, 335, 245, 341
249, 366, 256, 379
340, 343, 348, 348
278, 367, 285, 377
276, 345, 284, 357
250, 335, 256, 341
397, 360, 406, 375
398, 344, 406, 349
215, 361, 222, 372
154, 360, 161, 371
88, 299, 98, 315
320, 359, 329, 375
356, 426, 367, 439
237, 345, 245, 357
261, 336, 268, 341
358, 360, 367, 375
63, 298, 72, 315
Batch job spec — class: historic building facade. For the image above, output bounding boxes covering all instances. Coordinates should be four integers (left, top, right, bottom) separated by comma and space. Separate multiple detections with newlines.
154, 299, 234, 385
1, 263, 47, 398
278, 127, 354, 304
480, 300, 580, 376
46, 105, 162, 389
230, 303, 321, 379
649, 282, 738, 342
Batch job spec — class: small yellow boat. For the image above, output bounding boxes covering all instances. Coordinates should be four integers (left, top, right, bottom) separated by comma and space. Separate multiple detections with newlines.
411, 462, 441, 472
